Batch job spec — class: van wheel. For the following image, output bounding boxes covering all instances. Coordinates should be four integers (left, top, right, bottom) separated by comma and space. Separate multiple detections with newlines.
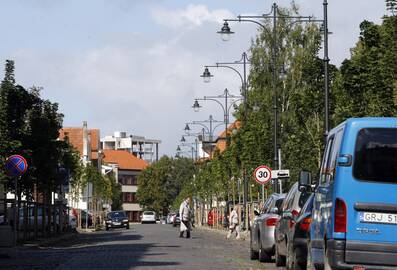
275, 244, 286, 266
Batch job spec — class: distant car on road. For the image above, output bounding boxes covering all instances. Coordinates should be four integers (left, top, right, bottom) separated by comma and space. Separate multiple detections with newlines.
106, 211, 129, 230
172, 213, 181, 227
141, 211, 156, 224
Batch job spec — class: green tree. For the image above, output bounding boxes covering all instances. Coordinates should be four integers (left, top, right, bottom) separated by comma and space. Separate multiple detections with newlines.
333, 15, 397, 123
137, 156, 196, 214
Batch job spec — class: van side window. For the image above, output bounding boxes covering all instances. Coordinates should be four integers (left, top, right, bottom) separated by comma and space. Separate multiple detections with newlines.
320, 137, 334, 185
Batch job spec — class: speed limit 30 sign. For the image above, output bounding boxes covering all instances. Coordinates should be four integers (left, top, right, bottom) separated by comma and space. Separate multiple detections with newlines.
254, 165, 272, 185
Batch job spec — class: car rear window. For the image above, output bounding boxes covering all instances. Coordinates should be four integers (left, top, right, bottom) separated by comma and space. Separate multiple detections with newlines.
107, 211, 126, 218
354, 128, 397, 183
144, 211, 154, 215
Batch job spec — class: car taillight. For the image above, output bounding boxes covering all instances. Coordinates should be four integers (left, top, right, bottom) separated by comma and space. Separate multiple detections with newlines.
334, 198, 347, 233
292, 210, 300, 217
265, 217, 278, 226
299, 217, 312, 231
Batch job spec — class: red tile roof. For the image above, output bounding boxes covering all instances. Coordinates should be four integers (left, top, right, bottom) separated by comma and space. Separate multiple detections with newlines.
215, 121, 241, 153
103, 150, 148, 171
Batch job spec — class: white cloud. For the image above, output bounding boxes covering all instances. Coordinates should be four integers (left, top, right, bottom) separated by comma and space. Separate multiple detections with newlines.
151, 4, 234, 29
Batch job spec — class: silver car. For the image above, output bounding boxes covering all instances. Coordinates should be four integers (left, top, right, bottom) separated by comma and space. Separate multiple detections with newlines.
250, 193, 285, 262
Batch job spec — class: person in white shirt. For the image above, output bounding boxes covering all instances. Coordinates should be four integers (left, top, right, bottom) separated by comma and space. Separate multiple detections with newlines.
179, 197, 191, 238
227, 205, 241, 240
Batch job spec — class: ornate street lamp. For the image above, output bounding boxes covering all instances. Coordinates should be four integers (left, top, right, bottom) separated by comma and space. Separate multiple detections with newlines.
200, 67, 213, 83
217, 21, 234, 41
192, 100, 201, 112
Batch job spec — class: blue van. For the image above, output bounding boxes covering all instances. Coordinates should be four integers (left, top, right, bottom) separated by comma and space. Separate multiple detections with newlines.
299, 117, 397, 270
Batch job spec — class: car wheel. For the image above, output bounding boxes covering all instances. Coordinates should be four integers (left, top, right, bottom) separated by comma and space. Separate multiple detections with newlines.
259, 245, 271, 262
275, 243, 286, 267
126, 224, 130, 230
286, 241, 294, 270
324, 248, 333, 270
249, 233, 259, 260
293, 249, 304, 270
307, 240, 316, 270
106, 226, 109, 231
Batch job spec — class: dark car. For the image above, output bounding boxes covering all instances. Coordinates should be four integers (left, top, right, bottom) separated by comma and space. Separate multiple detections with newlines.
105, 211, 129, 230
274, 182, 310, 267
285, 193, 314, 270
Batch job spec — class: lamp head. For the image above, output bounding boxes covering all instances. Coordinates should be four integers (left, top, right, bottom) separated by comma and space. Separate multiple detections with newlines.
180, 135, 186, 142
184, 123, 190, 131
176, 145, 181, 152
217, 21, 234, 41
192, 100, 201, 112
200, 67, 213, 83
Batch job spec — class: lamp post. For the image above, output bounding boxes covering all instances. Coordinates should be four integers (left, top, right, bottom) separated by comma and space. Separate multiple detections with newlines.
192, 88, 242, 143
201, 52, 251, 230
218, 1, 330, 189
176, 145, 195, 160
180, 136, 199, 161
184, 115, 224, 157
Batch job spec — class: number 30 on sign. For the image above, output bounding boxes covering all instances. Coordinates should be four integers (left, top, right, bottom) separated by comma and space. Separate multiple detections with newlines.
254, 165, 272, 185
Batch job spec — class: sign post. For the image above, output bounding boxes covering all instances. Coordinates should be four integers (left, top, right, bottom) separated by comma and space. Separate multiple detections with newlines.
5, 155, 28, 247
253, 165, 272, 203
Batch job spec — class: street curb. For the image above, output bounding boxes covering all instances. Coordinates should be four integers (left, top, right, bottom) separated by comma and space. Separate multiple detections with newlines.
23, 231, 78, 248
195, 225, 250, 241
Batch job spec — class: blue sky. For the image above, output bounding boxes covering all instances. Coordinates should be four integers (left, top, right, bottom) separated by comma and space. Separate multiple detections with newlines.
0, 0, 387, 156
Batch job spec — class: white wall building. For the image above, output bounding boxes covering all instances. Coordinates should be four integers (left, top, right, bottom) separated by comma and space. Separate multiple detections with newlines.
101, 131, 161, 164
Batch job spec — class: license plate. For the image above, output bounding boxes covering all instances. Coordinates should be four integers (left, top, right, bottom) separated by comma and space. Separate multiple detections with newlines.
113, 222, 121, 225
359, 212, 397, 224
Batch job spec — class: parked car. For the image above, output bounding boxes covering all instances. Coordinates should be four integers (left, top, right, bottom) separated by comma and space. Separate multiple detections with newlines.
285, 193, 314, 270
105, 211, 129, 230
274, 182, 310, 267
172, 213, 181, 227
141, 211, 156, 224
250, 193, 285, 262
299, 117, 397, 269
167, 213, 175, 224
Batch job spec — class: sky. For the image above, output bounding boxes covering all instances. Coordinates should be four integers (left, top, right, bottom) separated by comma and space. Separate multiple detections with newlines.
0, 0, 387, 157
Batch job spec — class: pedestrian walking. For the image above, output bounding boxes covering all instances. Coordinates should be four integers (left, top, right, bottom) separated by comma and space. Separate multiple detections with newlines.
226, 206, 241, 240
179, 197, 191, 238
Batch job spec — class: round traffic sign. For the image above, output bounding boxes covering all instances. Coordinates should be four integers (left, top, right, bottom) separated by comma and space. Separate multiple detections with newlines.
254, 165, 272, 185
5, 155, 28, 177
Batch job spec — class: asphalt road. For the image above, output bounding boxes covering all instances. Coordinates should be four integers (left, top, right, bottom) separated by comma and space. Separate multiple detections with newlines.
1, 223, 283, 270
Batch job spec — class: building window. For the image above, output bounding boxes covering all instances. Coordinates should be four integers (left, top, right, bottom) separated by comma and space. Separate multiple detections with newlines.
122, 192, 137, 203
119, 175, 138, 185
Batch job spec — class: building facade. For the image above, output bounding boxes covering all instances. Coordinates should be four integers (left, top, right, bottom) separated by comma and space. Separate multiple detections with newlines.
58, 122, 101, 210
101, 131, 161, 164
102, 149, 148, 222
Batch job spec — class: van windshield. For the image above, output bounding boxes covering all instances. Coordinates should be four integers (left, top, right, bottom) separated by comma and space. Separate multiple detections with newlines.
354, 128, 397, 183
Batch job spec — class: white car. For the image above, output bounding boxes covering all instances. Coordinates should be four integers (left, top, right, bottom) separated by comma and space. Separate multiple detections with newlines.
141, 211, 156, 224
